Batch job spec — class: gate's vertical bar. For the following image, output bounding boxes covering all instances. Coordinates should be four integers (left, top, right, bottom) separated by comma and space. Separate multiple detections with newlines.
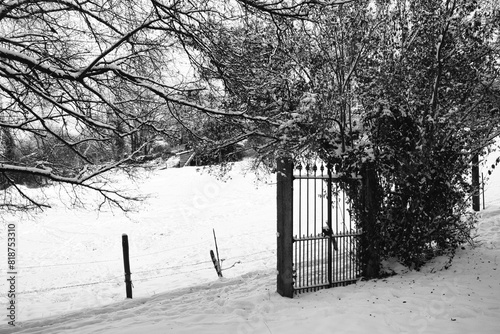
348, 185, 353, 280
344, 185, 348, 283
342, 182, 346, 282
342, 187, 345, 283
320, 164, 324, 285
320, 233, 323, 284
304, 163, 311, 291
354, 181, 359, 278
298, 164, 302, 292
277, 157, 294, 298
308, 238, 311, 290
349, 182, 352, 279
327, 163, 333, 287
302, 232, 305, 290
340, 185, 343, 283
294, 234, 297, 289
323, 233, 326, 284
344, 190, 352, 280
313, 164, 317, 287
335, 182, 339, 284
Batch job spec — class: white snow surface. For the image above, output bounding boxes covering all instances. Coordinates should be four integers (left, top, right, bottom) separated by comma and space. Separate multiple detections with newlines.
1, 158, 500, 334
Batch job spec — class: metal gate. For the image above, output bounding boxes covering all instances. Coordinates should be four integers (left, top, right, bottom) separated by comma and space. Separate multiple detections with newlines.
277, 158, 362, 297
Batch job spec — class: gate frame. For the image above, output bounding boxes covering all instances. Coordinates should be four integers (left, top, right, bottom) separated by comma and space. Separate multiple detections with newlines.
277, 157, 362, 297
276, 157, 294, 298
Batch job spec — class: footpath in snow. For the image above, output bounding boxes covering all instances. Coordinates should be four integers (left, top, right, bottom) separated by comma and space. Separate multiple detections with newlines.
1, 159, 500, 333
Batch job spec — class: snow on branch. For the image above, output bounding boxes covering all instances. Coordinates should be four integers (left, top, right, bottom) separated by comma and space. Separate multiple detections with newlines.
236, 0, 355, 18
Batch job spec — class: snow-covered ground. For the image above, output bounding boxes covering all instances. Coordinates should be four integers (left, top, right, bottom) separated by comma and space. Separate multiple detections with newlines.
1, 157, 499, 334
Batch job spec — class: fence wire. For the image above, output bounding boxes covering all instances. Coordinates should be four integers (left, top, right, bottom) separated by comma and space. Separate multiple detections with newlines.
7, 248, 276, 296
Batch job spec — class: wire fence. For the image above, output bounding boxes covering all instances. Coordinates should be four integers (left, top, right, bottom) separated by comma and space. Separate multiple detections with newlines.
5, 233, 276, 297
15, 228, 274, 270
10, 280, 121, 295
8, 254, 275, 296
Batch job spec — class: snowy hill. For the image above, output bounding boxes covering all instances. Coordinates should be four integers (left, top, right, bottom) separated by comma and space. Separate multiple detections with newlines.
1, 158, 500, 333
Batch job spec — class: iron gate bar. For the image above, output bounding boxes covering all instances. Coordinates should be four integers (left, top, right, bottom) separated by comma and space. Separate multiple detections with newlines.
344, 189, 347, 283
297, 164, 302, 289
306, 164, 310, 287
313, 165, 317, 287
335, 182, 338, 284
292, 161, 362, 294
327, 165, 333, 287
320, 164, 324, 288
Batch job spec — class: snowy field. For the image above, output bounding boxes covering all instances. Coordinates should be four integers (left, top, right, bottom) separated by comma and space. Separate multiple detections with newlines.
1, 157, 500, 333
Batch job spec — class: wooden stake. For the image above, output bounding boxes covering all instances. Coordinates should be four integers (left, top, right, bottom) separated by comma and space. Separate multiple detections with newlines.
211, 229, 223, 277
210, 250, 223, 277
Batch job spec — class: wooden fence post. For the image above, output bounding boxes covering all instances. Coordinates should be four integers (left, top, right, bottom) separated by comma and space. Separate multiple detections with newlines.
277, 157, 294, 298
122, 234, 132, 299
482, 173, 485, 210
472, 154, 480, 211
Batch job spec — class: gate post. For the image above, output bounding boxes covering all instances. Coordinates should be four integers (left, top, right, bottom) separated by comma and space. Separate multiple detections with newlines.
277, 157, 294, 298
359, 162, 381, 278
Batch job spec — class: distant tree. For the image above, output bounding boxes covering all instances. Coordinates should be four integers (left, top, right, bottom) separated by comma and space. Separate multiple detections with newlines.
0, 0, 166, 210
0, 0, 213, 210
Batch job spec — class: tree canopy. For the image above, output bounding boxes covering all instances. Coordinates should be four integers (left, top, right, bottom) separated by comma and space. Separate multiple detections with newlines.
1, 0, 500, 269
0, 0, 353, 210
